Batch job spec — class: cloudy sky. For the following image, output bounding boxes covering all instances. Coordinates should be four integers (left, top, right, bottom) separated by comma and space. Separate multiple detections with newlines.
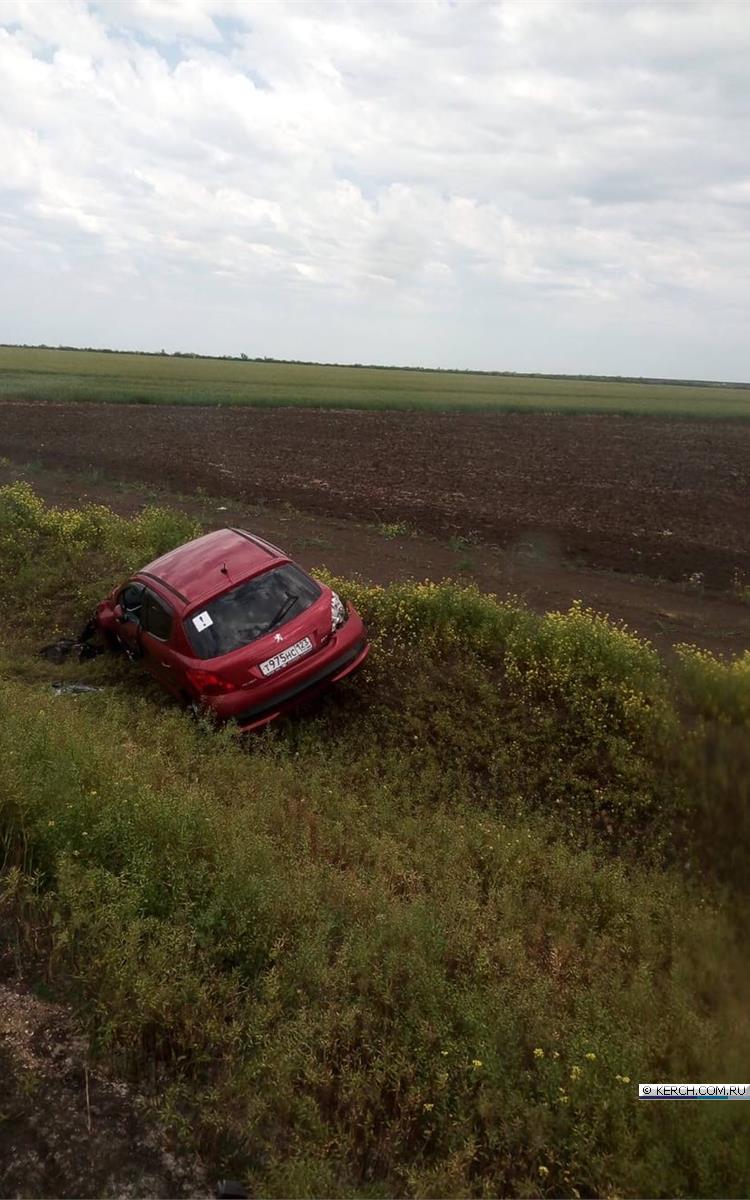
1, 0, 748, 378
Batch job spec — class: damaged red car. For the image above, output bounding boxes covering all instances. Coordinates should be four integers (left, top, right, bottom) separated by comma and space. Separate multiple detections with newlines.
95, 527, 369, 730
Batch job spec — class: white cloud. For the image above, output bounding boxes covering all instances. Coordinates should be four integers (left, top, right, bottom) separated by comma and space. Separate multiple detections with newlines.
0, 0, 748, 376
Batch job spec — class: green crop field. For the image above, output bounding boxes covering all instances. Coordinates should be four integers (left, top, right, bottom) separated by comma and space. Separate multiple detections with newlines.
1, 481, 749, 1196
2, 345, 749, 416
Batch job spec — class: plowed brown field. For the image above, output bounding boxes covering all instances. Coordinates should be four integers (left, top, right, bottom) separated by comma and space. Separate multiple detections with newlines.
1, 400, 748, 588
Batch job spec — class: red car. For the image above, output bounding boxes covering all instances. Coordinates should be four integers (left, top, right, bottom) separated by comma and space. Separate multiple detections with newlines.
95, 527, 369, 730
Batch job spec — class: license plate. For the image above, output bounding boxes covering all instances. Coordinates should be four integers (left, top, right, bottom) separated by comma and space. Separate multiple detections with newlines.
259, 636, 313, 677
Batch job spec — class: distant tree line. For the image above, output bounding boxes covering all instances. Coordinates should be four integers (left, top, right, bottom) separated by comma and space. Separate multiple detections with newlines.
1, 342, 747, 389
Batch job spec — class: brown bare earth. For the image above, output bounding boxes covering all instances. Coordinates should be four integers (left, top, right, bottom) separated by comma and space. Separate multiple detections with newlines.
1, 401, 748, 589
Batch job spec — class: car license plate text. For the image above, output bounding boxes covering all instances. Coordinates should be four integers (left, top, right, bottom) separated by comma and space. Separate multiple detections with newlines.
259, 636, 313, 676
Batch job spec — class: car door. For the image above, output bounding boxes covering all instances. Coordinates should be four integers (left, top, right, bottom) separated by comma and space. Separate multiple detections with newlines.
114, 581, 146, 654
139, 588, 181, 697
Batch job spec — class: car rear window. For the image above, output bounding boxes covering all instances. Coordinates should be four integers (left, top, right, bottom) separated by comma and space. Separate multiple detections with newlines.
184, 564, 322, 659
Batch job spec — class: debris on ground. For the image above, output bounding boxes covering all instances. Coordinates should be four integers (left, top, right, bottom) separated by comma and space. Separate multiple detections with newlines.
40, 638, 104, 664
40, 619, 104, 665
51, 681, 105, 696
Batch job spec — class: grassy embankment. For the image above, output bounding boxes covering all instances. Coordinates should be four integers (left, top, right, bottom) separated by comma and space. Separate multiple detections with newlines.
1, 482, 749, 1197
1, 346, 750, 416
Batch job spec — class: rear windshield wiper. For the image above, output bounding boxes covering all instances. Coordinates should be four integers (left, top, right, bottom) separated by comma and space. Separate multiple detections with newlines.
266, 592, 299, 634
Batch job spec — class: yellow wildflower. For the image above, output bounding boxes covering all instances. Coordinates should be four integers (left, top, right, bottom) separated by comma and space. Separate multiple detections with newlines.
533, 1047, 544, 1059
570, 1065, 582, 1081
585, 1052, 596, 1061
471, 1059, 483, 1070
423, 1102, 434, 1112
538, 1166, 549, 1179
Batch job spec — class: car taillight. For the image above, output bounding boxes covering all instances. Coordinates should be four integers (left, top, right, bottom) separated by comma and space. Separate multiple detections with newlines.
185, 668, 235, 696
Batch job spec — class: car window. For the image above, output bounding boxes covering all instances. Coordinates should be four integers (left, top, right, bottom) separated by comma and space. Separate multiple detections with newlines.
141, 589, 174, 641
119, 581, 145, 620
185, 564, 321, 659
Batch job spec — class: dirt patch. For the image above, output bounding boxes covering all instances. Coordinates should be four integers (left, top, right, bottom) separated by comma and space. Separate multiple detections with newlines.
1, 401, 748, 589
0, 980, 207, 1198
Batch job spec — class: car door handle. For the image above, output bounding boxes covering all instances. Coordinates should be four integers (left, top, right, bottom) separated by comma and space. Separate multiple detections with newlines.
160, 662, 173, 669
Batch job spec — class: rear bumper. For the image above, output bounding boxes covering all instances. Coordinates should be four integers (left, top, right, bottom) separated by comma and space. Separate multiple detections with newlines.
200, 610, 369, 731
232, 636, 368, 730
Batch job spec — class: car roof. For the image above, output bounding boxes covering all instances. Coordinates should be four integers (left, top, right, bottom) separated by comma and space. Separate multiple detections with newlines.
136, 528, 288, 608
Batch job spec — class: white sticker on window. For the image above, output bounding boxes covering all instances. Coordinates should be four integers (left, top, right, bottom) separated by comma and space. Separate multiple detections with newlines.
192, 611, 213, 632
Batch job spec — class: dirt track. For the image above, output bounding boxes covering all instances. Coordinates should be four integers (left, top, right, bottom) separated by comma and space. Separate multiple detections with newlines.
2, 401, 748, 590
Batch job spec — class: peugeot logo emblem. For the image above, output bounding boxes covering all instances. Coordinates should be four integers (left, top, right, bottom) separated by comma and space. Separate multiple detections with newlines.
274, 633, 284, 643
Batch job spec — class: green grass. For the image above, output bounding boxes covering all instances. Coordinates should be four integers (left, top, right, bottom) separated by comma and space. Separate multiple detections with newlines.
2, 346, 750, 416
1, 483, 749, 1197
377, 521, 414, 540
